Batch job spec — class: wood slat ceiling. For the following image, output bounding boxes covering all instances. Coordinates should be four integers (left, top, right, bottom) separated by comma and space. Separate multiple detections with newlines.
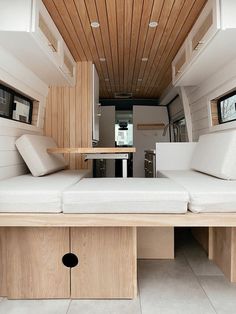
43, 0, 207, 99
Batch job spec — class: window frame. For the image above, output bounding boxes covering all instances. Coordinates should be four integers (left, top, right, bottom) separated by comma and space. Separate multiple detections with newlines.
217, 90, 236, 125
0, 83, 33, 125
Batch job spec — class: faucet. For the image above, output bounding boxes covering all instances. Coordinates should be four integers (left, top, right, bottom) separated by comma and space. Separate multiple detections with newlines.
162, 122, 181, 142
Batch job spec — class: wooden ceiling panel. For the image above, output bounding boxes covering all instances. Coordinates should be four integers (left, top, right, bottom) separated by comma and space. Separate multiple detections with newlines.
43, 0, 207, 98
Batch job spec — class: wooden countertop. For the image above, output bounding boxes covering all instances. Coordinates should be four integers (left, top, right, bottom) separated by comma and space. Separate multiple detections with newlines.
47, 147, 136, 154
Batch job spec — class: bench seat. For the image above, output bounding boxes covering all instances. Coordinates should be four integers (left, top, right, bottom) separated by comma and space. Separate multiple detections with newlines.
158, 170, 236, 213
0, 169, 90, 213
63, 178, 189, 214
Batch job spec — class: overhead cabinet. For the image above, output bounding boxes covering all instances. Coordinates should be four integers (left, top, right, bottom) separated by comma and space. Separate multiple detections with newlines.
0, 0, 76, 86
172, 0, 236, 86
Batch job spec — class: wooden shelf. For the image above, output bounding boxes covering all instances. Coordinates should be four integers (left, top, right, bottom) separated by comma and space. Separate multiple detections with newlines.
137, 123, 165, 130
47, 147, 136, 154
0, 212, 236, 227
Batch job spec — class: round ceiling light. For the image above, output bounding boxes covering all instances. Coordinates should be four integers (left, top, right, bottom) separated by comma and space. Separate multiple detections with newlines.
149, 21, 158, 28
141, 57, 148, 62
91, 21, 100, 28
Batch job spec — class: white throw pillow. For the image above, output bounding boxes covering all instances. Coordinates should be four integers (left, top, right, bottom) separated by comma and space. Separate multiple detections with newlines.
16, 134, 67, 177
190, 131, 236, 180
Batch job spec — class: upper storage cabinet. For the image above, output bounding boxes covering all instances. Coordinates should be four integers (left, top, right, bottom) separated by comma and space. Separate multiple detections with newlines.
0, 0, 76, 86
172, 0, 236, 86
188, 0, 218, 60
172, 42, 188, 82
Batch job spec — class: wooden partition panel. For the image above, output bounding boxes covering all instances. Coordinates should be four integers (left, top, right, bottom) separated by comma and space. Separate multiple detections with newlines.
71, 227, 137, 299
44, 62, 93, 170
0, 228, 7, 296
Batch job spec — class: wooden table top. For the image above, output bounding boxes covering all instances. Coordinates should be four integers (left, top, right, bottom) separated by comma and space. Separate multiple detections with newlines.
47, 147, 136, 154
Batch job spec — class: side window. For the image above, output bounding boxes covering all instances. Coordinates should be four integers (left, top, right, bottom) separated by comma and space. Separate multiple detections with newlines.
217, 91, 236, 124
0, 84, 33, 124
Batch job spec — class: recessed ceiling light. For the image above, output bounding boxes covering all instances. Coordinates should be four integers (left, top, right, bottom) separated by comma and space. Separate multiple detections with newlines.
91, 21, 100, 28
149, 21, 158, 28
141, 57, 148, 62
99, 57, 106, 62
138, 78, 143, 82
105, 78, 110, 81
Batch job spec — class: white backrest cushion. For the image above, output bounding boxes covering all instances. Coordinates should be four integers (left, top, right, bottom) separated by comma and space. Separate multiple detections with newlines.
190, 131, 236, 180
16, 134, 67, 176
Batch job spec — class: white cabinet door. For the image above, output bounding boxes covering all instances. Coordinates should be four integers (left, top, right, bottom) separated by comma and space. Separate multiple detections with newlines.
92, 65, 100, 143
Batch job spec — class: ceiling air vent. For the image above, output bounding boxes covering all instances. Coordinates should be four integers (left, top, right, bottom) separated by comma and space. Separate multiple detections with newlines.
114, 92, 133, 99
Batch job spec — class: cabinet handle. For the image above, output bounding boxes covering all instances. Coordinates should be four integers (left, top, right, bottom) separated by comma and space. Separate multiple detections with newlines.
48, 42, 56, 52
194, 41, 205, 51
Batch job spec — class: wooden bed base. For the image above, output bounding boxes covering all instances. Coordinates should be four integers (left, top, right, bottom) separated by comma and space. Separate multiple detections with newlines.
1, 212, 236, 299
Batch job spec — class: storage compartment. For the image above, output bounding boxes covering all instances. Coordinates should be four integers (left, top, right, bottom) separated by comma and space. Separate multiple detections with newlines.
0, 0, 76, 86
172, 43, 188, 83
3, 226, 137, 299
172, 0, 236, 86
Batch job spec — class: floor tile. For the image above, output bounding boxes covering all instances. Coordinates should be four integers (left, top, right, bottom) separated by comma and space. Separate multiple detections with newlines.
179, 238, 223, 276
67, 298, 141, 314
199, 276, 236, 314
0, 299, 70, 314
138, 257, 216, 314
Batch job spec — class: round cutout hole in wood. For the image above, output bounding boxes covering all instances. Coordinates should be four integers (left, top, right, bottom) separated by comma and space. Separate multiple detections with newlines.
62, 253, 79, 268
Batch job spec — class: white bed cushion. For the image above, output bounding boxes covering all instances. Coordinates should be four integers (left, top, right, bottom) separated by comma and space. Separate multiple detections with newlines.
190, 131, 236, 180
158, 170, 236, 213
63, 178, 189, 214
16, 134, 67, 177
0, 169, 90, 213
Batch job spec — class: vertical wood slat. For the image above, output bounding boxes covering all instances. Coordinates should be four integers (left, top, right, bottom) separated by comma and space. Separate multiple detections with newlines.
44, 62, 93, 170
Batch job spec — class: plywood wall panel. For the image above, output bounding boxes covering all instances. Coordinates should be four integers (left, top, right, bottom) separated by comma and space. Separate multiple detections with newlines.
44, 62, 93, 170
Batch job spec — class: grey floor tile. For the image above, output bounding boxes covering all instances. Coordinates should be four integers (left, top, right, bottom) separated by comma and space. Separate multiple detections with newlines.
67, 298, 141, 314
179, 238, 223, 276
199, 276, 236, 314
0, 299, 70, 314
138, 257, 216, 314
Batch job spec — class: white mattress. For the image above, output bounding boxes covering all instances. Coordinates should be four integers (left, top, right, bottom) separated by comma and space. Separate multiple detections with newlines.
158, 170, 236, 213
63, 178, 189, 214
0, 169, 90, 213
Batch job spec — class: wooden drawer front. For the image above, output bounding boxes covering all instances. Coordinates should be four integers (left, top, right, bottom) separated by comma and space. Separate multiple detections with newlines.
39, 13, 58, 53
192, 10, 213, 52
71, 227, 137, 299
64, 53, 74, 77
175, 50, 186, 75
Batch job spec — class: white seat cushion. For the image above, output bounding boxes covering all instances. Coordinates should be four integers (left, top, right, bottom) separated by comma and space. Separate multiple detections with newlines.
190, 131, 236, 180
158, 170, 236, 213
16, 134, 67, 177
63, 178, 189, 214
0, 169, 90, 213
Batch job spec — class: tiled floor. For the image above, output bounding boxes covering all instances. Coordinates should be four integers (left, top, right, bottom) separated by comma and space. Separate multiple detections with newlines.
1, 231, 236, 314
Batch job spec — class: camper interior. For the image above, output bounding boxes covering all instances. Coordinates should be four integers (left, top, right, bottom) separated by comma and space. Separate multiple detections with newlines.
1, 0, 236, 313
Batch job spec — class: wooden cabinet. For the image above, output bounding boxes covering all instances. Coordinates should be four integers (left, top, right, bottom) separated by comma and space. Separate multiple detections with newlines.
0, 0, 76, 86
92, 65, 100, 143
4, 226, 137, 299
172, 0, 236, 86
188, 0, 218, 61
172, 42, 188, 84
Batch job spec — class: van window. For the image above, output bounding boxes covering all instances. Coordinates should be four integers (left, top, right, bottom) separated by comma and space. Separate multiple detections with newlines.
0, 84, 33, 124
217, 91, 236, 124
